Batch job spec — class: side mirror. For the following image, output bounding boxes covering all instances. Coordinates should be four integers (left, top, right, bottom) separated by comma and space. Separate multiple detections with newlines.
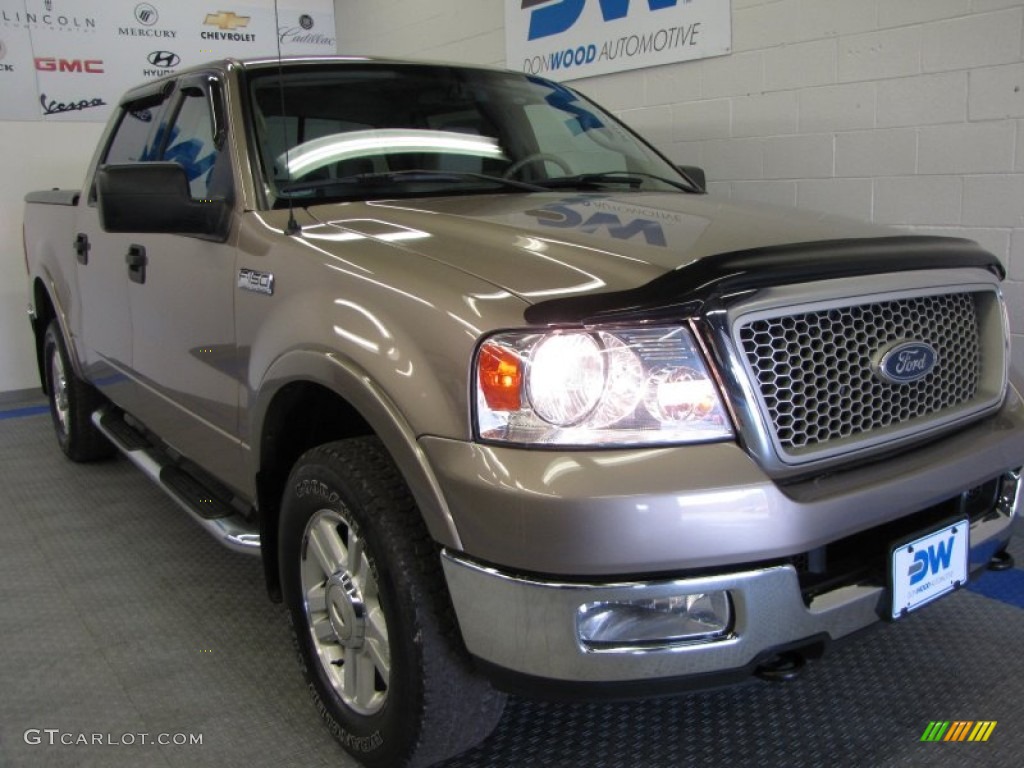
96, 162, 231, 242
676, 164, 706, 193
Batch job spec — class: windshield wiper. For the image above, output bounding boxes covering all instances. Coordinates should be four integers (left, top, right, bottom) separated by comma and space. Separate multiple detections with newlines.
279, 169, 547, 196
536, 170, 695, 193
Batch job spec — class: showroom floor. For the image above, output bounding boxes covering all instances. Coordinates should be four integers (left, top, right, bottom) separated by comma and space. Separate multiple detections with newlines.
1, 400, 1022, 768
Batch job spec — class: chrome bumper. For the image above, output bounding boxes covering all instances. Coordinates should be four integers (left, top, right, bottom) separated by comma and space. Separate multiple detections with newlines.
442, 487, 1018, 683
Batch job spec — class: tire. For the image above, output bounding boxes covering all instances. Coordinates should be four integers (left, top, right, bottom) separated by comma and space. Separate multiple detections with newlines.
279, 437, 506, 768
42, 320, 114, 462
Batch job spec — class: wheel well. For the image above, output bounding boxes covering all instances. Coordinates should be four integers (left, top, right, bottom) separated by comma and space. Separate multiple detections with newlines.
257, 382, 374, 600
32, 279, 57, 394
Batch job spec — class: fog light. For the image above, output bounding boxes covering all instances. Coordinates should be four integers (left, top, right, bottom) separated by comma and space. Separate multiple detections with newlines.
576, 592, 731, 650
998, 469, 1021, 517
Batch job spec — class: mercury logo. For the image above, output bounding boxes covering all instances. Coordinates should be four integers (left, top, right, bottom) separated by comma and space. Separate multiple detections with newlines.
135, 2, 158, 26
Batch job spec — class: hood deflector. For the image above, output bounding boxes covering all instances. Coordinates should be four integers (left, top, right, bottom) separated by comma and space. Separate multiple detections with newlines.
524, 236, 1004, 326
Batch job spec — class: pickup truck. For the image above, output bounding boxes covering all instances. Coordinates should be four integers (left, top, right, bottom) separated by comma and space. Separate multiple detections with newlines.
23, 56, 1024, 768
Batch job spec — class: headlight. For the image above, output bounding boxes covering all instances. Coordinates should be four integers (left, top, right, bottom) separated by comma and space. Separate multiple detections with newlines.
474, 326, 734, 446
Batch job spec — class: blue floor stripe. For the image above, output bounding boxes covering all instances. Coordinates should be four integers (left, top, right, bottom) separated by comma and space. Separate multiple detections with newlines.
0, 405, 49, 421
966, 568, 1024, 610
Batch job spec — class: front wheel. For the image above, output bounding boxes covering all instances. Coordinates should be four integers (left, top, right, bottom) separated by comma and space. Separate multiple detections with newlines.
279, 438, 505, 767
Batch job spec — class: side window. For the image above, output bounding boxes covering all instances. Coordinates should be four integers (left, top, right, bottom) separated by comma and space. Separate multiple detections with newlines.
161, 88, 219, 199
102, 100, 166, 165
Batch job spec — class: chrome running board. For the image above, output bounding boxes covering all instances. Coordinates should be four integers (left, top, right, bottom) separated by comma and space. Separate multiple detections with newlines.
92, 407, 260, 555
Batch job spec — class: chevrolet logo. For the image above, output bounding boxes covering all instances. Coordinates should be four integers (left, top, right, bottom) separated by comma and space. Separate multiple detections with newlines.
204, 11, 250, 30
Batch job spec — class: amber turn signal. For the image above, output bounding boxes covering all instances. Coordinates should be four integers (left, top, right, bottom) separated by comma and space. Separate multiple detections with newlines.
478, 342, 522, 412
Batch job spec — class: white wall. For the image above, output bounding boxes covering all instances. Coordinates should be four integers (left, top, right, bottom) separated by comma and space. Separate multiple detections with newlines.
0, 122, 105, 393
336, 0, 1024, 379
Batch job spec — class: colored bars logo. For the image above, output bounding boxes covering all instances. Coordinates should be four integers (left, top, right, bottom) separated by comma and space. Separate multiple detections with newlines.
920, 721, 997, 742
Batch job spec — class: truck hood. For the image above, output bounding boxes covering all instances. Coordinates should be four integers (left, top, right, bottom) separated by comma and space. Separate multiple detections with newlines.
302, 192, 987, 320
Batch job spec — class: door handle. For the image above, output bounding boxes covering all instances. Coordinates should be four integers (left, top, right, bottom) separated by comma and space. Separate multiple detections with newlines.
74, 233, 90, 265
126, 244, 147, 284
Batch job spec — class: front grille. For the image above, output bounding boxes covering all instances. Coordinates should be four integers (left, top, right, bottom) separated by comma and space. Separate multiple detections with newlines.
736, 291, 983, 460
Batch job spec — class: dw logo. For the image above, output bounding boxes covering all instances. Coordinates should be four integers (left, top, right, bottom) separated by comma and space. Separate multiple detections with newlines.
529, 202, 668, 246
908, 537, 955, 586
524, 0, 680, 41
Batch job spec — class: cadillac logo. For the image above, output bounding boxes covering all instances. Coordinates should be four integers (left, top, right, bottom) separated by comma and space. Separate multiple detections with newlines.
873, 340, 938, 385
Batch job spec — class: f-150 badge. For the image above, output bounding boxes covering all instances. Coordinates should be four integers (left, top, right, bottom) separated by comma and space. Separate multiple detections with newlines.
238, 268, 274, 296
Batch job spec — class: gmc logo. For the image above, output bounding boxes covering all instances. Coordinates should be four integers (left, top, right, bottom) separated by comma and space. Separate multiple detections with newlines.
35, 57, 105, 74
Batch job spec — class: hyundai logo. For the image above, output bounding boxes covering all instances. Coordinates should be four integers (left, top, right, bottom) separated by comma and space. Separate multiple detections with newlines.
874, 340, 938, 385
147, 50, 180, 68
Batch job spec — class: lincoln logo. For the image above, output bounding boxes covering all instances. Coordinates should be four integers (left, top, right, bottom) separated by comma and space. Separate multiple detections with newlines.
147, 50, 179, 67
875, 341, 938, 385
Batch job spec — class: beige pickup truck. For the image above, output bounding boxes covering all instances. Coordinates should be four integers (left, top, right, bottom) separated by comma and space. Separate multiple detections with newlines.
23, 56, 1024, 767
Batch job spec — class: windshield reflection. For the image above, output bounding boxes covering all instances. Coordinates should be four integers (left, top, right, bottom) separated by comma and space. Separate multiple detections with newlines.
246, 62, 692, 207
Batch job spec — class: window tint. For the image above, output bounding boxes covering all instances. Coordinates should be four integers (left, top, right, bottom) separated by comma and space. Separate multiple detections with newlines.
162, 90, 219, 199
104, 105, 164, 165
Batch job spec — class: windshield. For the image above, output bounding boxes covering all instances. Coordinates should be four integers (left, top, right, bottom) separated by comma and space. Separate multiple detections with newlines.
245, 63, 694, 207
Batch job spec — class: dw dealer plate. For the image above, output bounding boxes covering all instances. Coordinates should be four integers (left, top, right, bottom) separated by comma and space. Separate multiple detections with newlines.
890, 519, 968, 620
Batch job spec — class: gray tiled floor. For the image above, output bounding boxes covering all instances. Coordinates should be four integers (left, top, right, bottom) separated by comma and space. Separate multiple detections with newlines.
1, 411, 1022, 768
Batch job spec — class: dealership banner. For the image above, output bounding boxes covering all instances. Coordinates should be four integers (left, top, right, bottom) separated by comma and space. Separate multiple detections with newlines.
0, 0, 336, 122
506, 0, 731, 82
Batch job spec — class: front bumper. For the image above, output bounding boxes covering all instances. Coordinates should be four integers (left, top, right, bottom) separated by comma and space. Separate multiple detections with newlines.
442, 476, 1019, 683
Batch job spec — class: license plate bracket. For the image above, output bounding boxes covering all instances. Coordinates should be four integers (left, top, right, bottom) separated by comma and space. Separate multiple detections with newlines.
890, 519, 969, 620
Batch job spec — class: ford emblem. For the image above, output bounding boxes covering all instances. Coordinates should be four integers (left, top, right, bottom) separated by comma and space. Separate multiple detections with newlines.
874, 340, 938, 384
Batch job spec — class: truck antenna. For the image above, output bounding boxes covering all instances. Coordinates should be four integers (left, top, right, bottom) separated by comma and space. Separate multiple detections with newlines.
274, 0, 301, 236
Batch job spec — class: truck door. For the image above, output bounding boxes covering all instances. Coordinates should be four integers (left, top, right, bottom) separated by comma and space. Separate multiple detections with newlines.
75, 90, 170, 413
122, 74, 245, 492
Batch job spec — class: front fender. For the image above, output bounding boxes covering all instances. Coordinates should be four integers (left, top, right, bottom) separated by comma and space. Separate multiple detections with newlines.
251, 348, 463, 550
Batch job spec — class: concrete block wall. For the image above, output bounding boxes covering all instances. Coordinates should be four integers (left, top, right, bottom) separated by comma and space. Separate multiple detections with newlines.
337, 0, 1024, 379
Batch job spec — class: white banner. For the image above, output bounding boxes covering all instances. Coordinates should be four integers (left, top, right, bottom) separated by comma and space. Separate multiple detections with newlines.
0, 0, 336, 122
506, 0, 731, 82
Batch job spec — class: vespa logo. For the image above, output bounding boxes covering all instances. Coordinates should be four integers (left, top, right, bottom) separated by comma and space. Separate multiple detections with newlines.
908, 537, 955, 586
874, 340, 937, 385
147, 50, 180, 68
35, 57, 104, 74
524, 0, 679, 41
